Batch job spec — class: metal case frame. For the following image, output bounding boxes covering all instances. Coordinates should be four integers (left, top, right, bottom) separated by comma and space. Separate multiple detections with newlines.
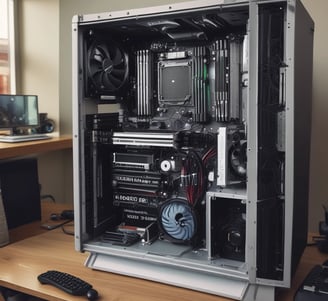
72, 0, 314, 300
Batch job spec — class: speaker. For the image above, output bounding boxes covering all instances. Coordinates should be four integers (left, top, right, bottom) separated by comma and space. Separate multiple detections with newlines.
0, 158, 41, 229
0, 191, 9, 246
38, 113, 55, 133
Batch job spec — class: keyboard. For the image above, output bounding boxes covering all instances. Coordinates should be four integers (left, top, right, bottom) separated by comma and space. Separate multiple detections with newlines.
295, 261, 328, 301
38, 270, 98, 300
0, 133, 51, 143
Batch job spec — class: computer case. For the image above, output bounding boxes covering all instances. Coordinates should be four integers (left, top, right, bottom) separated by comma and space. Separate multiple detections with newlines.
72, 0, 314, 299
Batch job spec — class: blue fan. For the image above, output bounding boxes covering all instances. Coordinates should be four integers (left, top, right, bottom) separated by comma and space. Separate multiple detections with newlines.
160, 200, 196, 241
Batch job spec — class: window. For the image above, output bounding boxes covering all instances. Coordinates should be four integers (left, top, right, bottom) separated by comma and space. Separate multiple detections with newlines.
0, 0, 16, 94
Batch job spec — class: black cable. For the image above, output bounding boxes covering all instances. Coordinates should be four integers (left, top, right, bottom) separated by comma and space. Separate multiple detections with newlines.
40, 194, 56, 202
61, 222, 74, 236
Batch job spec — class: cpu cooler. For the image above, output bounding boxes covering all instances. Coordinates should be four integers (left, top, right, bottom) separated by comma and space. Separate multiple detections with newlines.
86, 37, 129, 96
159, 198, 197, 243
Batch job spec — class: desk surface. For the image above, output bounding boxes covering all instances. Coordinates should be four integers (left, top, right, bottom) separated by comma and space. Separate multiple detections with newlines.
0, 204, 327, 301
1, 231, 326, 301
0, 135, 72, 160
0, 229, 234, 301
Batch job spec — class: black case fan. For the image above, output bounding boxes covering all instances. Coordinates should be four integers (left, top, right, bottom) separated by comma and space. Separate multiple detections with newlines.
86, 38, 129, 96
217, 209, 246, 261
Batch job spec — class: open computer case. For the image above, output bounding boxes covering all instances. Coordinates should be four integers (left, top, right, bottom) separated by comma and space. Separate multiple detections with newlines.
72, 0, 314, 300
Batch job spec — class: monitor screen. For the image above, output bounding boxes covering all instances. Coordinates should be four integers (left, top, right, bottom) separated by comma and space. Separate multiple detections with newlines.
0, 94, 39, 129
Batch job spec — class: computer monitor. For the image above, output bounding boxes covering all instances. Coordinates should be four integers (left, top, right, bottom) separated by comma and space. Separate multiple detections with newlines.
0, 94, 39, 133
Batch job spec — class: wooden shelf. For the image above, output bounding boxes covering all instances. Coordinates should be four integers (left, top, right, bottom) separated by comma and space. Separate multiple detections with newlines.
0, 135, 72, 160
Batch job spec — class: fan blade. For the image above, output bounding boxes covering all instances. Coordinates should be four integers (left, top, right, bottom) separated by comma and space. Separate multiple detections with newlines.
111, 47, 124, 66
107, 73, 123, 87
103, 73, 116, 90
111, 68, 126, 77
92, 48, 104, 63
88, 62, 103, 77
93, 44, 111, 61
99, 43, 111, 54
92, 72, 103, 87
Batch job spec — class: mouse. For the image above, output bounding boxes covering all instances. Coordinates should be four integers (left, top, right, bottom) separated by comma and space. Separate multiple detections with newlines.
50, 213, 62, 221
87, 288, 99, 300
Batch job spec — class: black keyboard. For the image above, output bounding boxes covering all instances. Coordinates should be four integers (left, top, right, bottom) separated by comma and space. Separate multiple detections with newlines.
38, 270, 98, 300
295, 263, 328, 301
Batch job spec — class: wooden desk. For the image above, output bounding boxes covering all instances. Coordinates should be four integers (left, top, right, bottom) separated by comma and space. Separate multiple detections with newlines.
0, 226, 328, 301
0, 228, 236, 301
0, 135, 72, 160
1, 202, 327, 301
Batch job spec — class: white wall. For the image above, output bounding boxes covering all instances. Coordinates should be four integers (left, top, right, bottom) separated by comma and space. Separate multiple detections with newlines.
301, 0, 328, 231
18, 0, 59, 126
18, 0, 72, 204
